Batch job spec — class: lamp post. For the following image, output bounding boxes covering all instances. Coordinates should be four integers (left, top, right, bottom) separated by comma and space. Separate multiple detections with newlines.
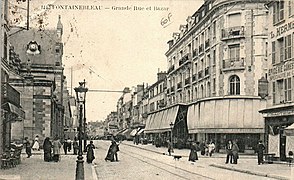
170, 122, 174, 150
74, 82, 88, 180
82, 79, 87, 152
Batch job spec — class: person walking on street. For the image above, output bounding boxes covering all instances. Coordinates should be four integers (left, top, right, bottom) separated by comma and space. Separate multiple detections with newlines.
24, 137, 32, 158
67, 138, 72, 152
232, 140, 240, 164
86, 140, 95, 163
43, 137, 52, 162
105, 140, 119, 162
52, 136, 62, 162
73, 137, 79, 155
199, 140, 206, 156
188, 141, 200, 162
32, 135, 40, 151
257, 140, 265, 165
208, 141, 216, 157
167, 140, 173, 156
63, 138, 68, 155
225, 140, 233, 164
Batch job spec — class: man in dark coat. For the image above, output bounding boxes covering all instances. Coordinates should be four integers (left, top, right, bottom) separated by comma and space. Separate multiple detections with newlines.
24, 137, 32, 158
257, 140, 265, 165
225, 140, 233, 164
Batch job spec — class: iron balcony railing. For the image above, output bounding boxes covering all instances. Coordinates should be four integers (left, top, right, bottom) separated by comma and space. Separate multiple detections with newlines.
221, 26, 245, 40
222, 58, 245, 69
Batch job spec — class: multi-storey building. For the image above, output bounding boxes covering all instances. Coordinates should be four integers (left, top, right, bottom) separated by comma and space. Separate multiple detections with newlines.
165, 0, 268, 152
259, 0, 294, 161
7, 15, 68, 142
1, 0, 25, 154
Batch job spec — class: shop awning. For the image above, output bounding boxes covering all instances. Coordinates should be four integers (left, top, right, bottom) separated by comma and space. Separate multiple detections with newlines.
130, 129, 138, 136
1, 102, 25, 121
113, 128, 127, 136
285, 124, 294, 136
187, 98, 265, 134
144, 105, 179, 134
137, 129, 144, 135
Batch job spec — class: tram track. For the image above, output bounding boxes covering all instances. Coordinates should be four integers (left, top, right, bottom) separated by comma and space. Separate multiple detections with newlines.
121, 148, 215, 180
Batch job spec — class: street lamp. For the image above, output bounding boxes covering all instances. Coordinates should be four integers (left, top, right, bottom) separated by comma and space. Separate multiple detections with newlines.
74, 82, 88, 180
170, 122, 174, 150
82, 79, 87, 152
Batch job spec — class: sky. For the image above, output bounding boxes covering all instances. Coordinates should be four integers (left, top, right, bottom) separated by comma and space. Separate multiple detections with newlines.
22, 0, 203, 121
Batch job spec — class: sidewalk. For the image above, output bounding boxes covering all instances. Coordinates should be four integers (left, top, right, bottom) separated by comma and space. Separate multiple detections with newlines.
121, 141, 294, 180
0, 150, 95, 180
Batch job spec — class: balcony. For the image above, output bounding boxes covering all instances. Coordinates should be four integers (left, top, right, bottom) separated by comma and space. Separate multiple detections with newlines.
192, 74, 197, 82
177, 82, 182, 89
199, 44, 204, 54
221, 26, 245, 40
185, 78, 191, 85
198, 70, 203, 79
179, 53, 191, 66
1, 82, 20, 106
167, 65, 175, 73
205, 40, 210, 49
204, 67, 210, 76
222, 58, 245, 71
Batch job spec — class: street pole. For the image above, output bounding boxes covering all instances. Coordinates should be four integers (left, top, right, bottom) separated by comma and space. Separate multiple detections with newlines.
170, 122, 174, 151
83, 79, 87, 152
75, 104, 84, 180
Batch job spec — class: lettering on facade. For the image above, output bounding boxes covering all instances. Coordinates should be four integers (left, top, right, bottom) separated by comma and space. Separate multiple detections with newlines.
268, 61, 294, 81
264, 110, 294, 117
270, 20, 294, 38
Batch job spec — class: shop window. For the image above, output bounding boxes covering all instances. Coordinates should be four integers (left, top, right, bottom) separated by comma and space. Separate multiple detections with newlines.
229, 75, 240, 95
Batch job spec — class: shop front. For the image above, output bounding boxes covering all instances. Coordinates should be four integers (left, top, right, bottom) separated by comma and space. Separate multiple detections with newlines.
259, 105, 294, 161
187, 97, 265, 153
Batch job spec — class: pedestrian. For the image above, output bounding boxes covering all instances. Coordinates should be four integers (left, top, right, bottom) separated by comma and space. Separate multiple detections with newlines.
32, 135, 40, 151
43, 137, 52, 162
208, 140, 216, 157
63, 138, 68, 155
232, 140, 240, 164
24, 137, 32, 158
188, 141, 200, 162
67, 138, 72, 152
52, 136, 62, 162
73, 137, 79, 155
199, 140, 206, 156
257, 140, 265, 165
225, 140, 233, 164
86, 140, 96, 163
105, 140, 119, 162
167, 140, 173, 156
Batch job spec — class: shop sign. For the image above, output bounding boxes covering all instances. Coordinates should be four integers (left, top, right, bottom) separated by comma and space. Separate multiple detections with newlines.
268, 61, 294, 81
264, 110, 294, 117
270, 20, 294, 38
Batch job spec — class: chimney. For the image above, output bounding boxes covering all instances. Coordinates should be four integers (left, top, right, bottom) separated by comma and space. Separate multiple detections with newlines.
157, 71, 167, 81
167, 39, 174, 49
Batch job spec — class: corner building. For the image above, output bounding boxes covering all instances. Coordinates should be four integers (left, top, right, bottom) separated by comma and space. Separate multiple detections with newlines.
166, 0, 268, 152
259, 0, 294, 161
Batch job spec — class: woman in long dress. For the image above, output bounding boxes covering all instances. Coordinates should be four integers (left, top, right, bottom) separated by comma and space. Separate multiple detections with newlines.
32, 135, 40, 151
52, 136, 62, 162
188, 142, 199, 162
86, 141, 95, 163
43, 137, 52, 162
105, 141, 118, 162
